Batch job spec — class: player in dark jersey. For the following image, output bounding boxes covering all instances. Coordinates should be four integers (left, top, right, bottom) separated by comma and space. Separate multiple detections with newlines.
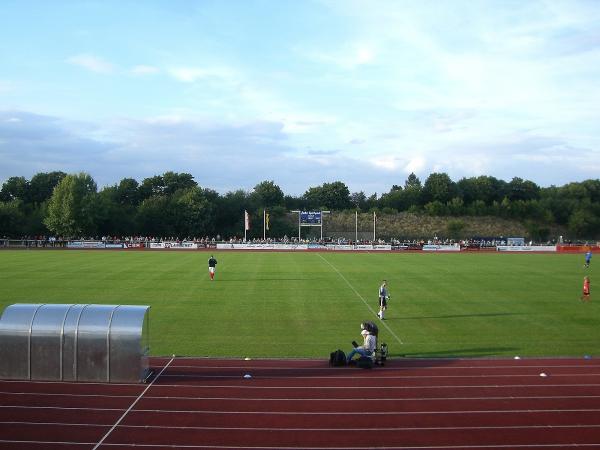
208, 255, 217, 281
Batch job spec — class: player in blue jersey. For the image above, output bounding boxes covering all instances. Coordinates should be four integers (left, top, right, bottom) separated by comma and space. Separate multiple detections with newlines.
585, 250, 592, 268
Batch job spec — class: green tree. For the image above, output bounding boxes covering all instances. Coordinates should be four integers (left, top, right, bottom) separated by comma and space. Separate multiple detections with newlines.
162, 171, 197, 195
304, 181, 351, 210
136, 195, 172, 237
28, 171, 67, 205
215, 189, 251, 238
0, 176, 28, 202
380, 187, 415, 212
402, 173, 423, 208
139, 175, 165, 199
284, 194, 306, 211
508, 177, 540, 201
116, 178, 140, 206
568, 204, 600, 238
44, 173, 98, 237
251, 180, 284, 207
458, 176, 506, 205
424, 200, 448, 216
171, 187, 217, 237
404, 173, 422, 190
0, 200, 25, 236
350, 191, 368, 211
422, 173, 456, 204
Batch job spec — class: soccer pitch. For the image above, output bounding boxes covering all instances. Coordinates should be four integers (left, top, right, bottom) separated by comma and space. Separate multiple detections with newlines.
0, 250, 595, 358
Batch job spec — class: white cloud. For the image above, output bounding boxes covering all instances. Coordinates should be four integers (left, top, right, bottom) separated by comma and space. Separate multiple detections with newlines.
67, 54, 114, 74
167, 66, 236, 83
130, 65, 160, 75
302, 41, 378, 70
404, 156, 426, 174
370, 155, 401, 171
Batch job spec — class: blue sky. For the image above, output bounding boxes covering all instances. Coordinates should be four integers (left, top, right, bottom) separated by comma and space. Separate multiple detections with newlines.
1, 0, 599, 195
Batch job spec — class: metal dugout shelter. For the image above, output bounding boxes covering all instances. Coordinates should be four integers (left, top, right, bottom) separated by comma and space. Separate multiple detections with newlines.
0, 304, 151, 383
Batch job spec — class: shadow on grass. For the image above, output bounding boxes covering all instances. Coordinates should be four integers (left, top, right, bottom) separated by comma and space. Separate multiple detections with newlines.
395, 346, 520, 359
216, 278, 310, 282
390, 312, 527, 320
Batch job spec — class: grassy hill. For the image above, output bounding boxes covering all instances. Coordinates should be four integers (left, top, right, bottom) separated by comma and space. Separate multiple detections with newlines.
321, 211, 565, 241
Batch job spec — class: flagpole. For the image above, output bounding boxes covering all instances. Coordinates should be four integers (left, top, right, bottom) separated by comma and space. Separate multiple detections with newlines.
244, 210, 247, 242
355, 210, 358, 243
373, 211, 376, 242
263, 209, 266, 240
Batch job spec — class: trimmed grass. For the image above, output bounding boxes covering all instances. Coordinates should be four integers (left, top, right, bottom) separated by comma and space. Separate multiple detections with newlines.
0, 250, 595, 358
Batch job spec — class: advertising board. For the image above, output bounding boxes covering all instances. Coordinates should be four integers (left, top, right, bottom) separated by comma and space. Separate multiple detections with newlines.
149, 241, 198, 249
422, 244, 460, 252
496, 246, 556, 252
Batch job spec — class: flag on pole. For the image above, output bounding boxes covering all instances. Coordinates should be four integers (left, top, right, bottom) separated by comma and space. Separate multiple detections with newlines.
245, 210, 250, 231
263, 209, 268, 240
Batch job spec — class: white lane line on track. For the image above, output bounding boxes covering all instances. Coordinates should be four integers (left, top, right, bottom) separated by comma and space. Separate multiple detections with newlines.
0, 391, 138, 398
5, 406, 600, 415
116, 382, 600, 390
92, 357, 173, 450
0, 379, 146, 387
141, 394, 600, 401
5, 421, 600, 432
316, 253, 404, 345
1, 393, 600, 412
5, 442, 600, 450
165, 364, 600, 370
125, 407, 600, 415
158, 372, 600, 380
0, 441, 96, 446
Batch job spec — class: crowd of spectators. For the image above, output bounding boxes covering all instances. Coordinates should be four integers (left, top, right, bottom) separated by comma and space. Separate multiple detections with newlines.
1, 235, 597, 249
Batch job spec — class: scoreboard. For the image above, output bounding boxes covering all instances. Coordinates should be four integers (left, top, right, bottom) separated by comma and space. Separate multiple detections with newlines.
300, 211, 322, 226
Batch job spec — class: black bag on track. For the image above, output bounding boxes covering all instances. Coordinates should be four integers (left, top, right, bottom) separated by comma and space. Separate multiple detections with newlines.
329, 349, 346, 366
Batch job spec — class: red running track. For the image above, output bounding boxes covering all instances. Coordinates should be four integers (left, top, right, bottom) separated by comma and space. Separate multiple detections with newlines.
2, 357, 600, 449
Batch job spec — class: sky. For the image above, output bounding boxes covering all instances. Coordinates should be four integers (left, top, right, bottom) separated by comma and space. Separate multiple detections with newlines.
1, 0, 600, 196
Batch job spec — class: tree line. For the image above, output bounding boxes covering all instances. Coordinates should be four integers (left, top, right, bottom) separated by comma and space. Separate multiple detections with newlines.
1, 171, 599, 240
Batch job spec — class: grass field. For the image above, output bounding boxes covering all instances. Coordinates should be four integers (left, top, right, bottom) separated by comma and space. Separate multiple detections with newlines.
0, 249, 596, 358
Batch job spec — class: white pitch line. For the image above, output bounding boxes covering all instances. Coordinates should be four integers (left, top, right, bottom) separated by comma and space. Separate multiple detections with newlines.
92, 357, 173, 450
317, 253, 404, 345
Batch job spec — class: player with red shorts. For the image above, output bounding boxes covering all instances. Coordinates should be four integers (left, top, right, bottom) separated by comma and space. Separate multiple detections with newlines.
581, 276, 590, 302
